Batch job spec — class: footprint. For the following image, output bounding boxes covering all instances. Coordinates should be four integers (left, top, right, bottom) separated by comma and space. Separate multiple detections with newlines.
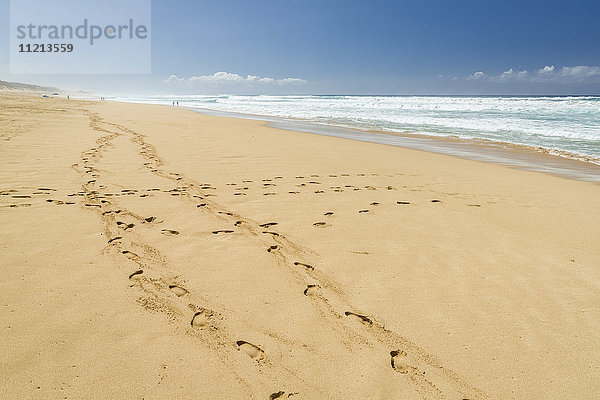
234, 220, 244, 226
259, 222, 278, 228
236, 341, 264, 360
467, 204, 481, 207
116, 221, 135, 230
294, 261, 314, 271
303, 284, 320, 296
358, 209, 369, 213
263, 192, 276, 196
168, 284, 188, 297
144, 216, 156, 223
128, 270, 143, 280
161, 229, 179, 236
313, 222, 327, 227
270, 391, 286, 400
190, 309, 213, 328
324, 212, 334, 216
390, 350, 411, 374
262, 231, 280, 237
345, 311, 373, 326
212, 230, 234, 234
107, 236, 122, 244
431, 199, 442, 203
397, 201, 410, 205
122, 250, 139, 259
197, 203, 207, 207
218, 211, 234, 216
267, 245, 279, 253
370, 202, 380, 206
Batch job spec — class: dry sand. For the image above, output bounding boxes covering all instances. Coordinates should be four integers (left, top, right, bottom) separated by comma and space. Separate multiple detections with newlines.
1, 92, 599, 399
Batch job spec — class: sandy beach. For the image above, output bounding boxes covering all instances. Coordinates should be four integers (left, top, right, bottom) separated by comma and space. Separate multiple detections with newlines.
1, 91, 599, 399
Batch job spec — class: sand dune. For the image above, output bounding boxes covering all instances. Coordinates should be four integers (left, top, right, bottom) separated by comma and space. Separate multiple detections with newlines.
1, 92, 599, 399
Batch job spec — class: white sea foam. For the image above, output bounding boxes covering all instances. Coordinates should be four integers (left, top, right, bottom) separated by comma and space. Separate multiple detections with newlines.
111, 95, 600, 163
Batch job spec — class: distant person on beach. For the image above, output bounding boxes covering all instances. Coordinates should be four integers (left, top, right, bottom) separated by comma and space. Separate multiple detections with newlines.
177, 101, 179, 106
67, 95, 69, 100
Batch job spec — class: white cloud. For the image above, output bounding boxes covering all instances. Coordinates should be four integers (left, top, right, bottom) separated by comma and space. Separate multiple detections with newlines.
538, 65, 555, 74
467, 71, 486, 80
552, 66, 600, 81
165, 72, 307, 86
464, 65, 600, 83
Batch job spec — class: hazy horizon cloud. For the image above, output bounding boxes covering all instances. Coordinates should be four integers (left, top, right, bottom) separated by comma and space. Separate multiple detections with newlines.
165, 72, 307, 87
465, 65, 600, 84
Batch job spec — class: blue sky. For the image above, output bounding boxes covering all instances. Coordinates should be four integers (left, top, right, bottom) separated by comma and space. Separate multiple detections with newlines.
1, 0, 600, 94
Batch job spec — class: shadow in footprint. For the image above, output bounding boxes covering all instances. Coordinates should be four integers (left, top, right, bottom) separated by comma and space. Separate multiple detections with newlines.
390, 350, 411, 374
191, 309, 213, 328
116, 221, 135, 230
267, 245, 279, 253
236, 341, 264, 360
259, 222, 278, 228
303, 284, 320, 296
313, 222, 327, 227
270, 391, 286, 400
168, 284, 188, 297
294, 261, 314, 271
397, 201, 410, 205
128, 270, 143, 281
345, 311, 373, 326
108, 236, 122, 244
122, 250, 139, 259
212, 230, 234, 234
161, 229, 180, 236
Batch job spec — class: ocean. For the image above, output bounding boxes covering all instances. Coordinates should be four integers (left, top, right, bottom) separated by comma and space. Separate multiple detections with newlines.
111, 95, 600, 165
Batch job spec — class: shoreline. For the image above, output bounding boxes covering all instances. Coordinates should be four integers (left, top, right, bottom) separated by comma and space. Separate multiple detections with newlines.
105, 96, 600, 182
190, 106, 600, 182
